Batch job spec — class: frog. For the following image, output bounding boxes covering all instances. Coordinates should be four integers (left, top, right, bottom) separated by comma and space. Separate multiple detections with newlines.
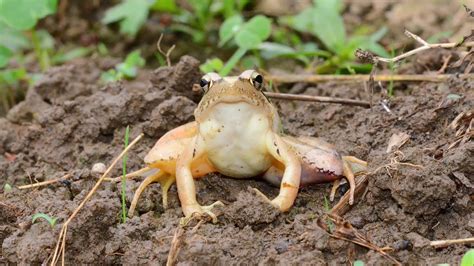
125, 70, 367, 222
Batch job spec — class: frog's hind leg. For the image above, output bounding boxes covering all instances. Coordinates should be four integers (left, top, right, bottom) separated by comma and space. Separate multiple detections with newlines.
279, 136, 367, 205
330, 156, 367, 204
128, 169, 176, 217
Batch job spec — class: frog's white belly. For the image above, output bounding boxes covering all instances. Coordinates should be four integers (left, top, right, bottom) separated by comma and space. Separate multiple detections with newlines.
199, 103, 273, 178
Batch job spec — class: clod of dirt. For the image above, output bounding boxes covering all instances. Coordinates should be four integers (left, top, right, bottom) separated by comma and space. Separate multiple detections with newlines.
222, 187, 280, 229
390, 163, 456, 217
143, 96, 197, 138
150, 55, 202, 101
35, 60, 103, 104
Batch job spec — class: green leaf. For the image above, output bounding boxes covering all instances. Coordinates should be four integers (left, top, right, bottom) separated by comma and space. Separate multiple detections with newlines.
102, 50, 144, 82
258, 42, 329, 65
258, 42, 296, 58
51, 47, 93, 64
116, 63, 137, 78
369, 27, 388, 43
98, 43, 109, 56
36, 30, 55, 50
151, 0, 177, 12
0, 0, 58, 30
200, 57, 224, 73
0, 68, 27, 85
218, 15, 243, 47
101, 69, 120, 82
447, 93, 462, 100
240, 55, 260, 69
353, 260, 364, 266
32, 213, 58, 227
280, 0, 345, 53
0, 45, 12, 68
121, 125, 130, 223
123, 50, 145, 67
3, 183, 12, 192
461, 249, 474, 266
0, 22, 30, 52
102, 0, 152, 36
235, 15, 272, 49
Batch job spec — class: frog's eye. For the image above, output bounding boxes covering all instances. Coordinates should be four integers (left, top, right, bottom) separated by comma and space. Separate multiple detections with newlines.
199, 76, 212, 93
250, 71, 263, 90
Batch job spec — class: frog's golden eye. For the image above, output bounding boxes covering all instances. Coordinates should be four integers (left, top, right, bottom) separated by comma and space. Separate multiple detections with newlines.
199, 75, 213, 93
250, 71, 263, 90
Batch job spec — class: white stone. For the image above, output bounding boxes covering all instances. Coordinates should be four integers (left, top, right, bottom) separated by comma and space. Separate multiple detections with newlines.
91, 163, 107, 174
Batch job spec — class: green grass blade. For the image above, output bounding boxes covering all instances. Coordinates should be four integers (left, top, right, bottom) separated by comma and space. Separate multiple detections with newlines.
32, 213, 57, 227
121, 125, 130, 223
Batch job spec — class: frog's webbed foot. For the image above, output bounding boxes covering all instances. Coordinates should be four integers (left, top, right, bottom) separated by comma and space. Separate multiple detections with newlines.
251, 187, 289, 211
180, 201, 224, 225
330, 156, 367, 205
129, 170, 176, 217
251, 188, 275, 206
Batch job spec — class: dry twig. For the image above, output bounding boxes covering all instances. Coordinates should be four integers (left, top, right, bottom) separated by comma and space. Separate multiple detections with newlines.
266, 73, 474, 84
50, 133, 144, 266
157, 34, 176, 67
317, 213, 401, 265
437, 54, 452, 74
430, 237, 474, 248
357, 30, 474, 64
447, 110, 473, 150
18, 173, 72, 190
166, 226, 185, 266
264, 92, 370, 108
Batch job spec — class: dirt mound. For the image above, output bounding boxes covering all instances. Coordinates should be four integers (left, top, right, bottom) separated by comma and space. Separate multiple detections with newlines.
0, 55, 472, 264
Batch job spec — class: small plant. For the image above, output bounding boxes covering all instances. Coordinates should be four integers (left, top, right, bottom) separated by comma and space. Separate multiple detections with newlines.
323, 196, 334, 233
353, 260, 364, 266
101, 50, 145, 82
461, 249, 474, 266
32, 213, 58, 228
280, 0, 389, 73
387, 49, 396, 97
201, 15, 272, 76
121, 125, 130, 223
172, 0, 250, 43
102, 0, 154, 37
3, 183, 12, 192
0, 0, 58, 71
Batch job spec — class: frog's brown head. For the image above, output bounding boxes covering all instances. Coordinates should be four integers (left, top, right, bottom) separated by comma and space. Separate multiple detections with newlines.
195, 70, 272, 119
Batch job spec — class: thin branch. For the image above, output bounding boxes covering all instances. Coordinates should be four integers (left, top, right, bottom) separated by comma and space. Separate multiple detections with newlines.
405, 30, 429, 46
50, 133, 144, 266
360, 30, 474, 64
166, 226, 184, 266
18, 173, 72, 190
157, 34, 176, 67
267, 73, 474, 84
430, 237, 474, 248
264, 92, 370, 108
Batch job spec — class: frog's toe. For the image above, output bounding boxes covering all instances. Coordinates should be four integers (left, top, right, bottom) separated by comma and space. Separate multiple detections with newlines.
329, 179, 340, 202
129, 170, 175, 217
252, 188, 272, 204
181, 201, 224, 225
252, 188, 284, 210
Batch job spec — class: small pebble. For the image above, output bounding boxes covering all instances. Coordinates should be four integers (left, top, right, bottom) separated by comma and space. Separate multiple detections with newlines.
91, 163, 107, 174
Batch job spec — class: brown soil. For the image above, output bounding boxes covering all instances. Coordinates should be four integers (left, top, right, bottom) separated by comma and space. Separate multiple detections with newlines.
0, 51, 472, 264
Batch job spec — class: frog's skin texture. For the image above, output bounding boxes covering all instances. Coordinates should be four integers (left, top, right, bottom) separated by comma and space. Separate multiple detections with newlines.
126, 70, 367, 222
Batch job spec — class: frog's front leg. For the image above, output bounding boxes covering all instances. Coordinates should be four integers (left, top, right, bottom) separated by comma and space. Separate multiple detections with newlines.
176, 135, 224, 223
128, 122, 216, 217
255, 132, 302, 211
